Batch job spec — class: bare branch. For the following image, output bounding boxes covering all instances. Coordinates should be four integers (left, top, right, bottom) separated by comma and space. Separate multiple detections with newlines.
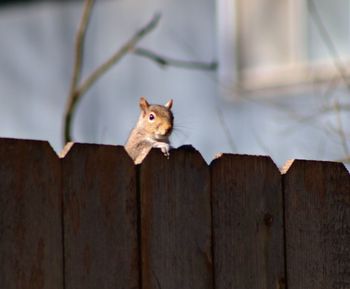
64, 0, 95, 144
293, 103, 350, 124
215, 105, 237, 152
77, 14, 161, 98
133, 47, 217, 71
63, 11, 161, 144
308, 1, 350, 162
333, 100, 350, 157
308, 0, 350, 92
63, 3, 217, 144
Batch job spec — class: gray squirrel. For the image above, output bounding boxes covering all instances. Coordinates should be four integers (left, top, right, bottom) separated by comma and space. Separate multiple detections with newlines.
125, 97, 174, 164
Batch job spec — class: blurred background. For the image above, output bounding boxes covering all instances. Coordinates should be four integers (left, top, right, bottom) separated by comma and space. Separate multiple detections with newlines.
0, 0, 349, 169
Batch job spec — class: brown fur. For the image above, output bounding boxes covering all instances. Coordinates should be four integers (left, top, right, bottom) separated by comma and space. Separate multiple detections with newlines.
125, 97, 174, 164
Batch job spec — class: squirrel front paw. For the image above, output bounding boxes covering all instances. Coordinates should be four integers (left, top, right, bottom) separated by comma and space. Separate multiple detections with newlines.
152, 142, 170, 158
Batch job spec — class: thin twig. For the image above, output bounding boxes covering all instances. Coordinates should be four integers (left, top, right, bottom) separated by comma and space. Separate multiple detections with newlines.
215, 105, 237, 152
308, 0, 350, 91
76, 14, 161, 98
64, 0, 95, 143
69, 0, 94, 96
333, 100, 350, 157
63, 2, 218, 144
133, 47, 217, 70
292, 103, 350, 124
308, 0, 350, 162
63, 11, 161, 143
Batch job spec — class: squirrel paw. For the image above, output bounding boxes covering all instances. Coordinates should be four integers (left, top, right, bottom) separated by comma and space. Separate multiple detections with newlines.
152, 142, 170, 159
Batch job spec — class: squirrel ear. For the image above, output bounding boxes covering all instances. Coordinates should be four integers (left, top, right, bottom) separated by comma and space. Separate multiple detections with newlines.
139, 97, 149, 112
164, 99, 173, 109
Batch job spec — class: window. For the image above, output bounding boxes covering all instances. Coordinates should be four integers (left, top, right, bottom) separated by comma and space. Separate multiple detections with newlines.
217, 0, 350, 95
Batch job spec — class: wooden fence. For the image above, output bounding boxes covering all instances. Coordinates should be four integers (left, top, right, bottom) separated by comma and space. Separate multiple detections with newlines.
0, 137, 349, 289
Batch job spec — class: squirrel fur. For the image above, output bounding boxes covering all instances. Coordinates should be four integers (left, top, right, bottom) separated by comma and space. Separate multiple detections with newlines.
125, 97, 174, 164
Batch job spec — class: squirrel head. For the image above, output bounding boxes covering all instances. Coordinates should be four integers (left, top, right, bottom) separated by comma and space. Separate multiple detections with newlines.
138, 97, 174, 141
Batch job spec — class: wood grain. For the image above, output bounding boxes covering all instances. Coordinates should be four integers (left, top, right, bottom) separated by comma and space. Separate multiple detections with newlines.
211, 154, 285, 289
284, 160, 350, 289
62, 143, 138, 289
140, 146, 212, 289
0, 137, 349, 289
0, 138, 63, 289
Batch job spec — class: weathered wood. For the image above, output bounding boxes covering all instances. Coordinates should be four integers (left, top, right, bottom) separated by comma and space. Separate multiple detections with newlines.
0, 138, 63, 289
62, 144, 138, 289
211, 154, 285, 289
284, 160, 350, 289
140, 146, 212, 289
1, 137, 349, 289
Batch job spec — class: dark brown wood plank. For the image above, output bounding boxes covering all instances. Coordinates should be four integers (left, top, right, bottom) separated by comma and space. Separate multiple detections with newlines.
0, 138, 63, 289
211, 154, 285, 289
140, 146, 212, 289
62, 143, 138, 289
284, 160, 350, 289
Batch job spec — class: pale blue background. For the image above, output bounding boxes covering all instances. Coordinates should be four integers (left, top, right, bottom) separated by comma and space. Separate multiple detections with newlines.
0, 0, 349, 170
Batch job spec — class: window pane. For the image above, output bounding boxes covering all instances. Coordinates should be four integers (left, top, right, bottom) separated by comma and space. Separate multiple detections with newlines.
238, 0, 293, 70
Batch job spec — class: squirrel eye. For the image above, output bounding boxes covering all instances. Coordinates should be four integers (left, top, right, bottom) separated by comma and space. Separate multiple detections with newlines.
149, 113, 155, 121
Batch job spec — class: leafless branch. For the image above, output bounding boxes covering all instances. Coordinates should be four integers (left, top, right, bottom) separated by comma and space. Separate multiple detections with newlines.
333, 100, 350, 157
76, 14, 161, 99
308, 0, 350, 92
64, 1, 218, 144
292, 103, 350, 124
295, 1, 350, 163
63, 8, 161, 143
133, 47, 217, 71
215, 105, 237, 152
64, 0, 217, 143
64, 0, 95, 144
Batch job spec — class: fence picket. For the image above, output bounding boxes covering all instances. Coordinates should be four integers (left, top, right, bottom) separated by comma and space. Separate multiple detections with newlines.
284, 160, 350, 289
62, 144, 138, 289
0, 138, 349, 289
140, 146, 213, 289
211, 154, 285, 289
0, 138, 63, 289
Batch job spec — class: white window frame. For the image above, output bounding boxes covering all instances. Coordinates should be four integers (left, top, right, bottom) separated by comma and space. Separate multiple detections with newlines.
217, 0, 350, 97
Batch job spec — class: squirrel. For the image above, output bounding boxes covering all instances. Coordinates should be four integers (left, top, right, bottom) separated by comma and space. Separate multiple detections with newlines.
125, 97, 174, 164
